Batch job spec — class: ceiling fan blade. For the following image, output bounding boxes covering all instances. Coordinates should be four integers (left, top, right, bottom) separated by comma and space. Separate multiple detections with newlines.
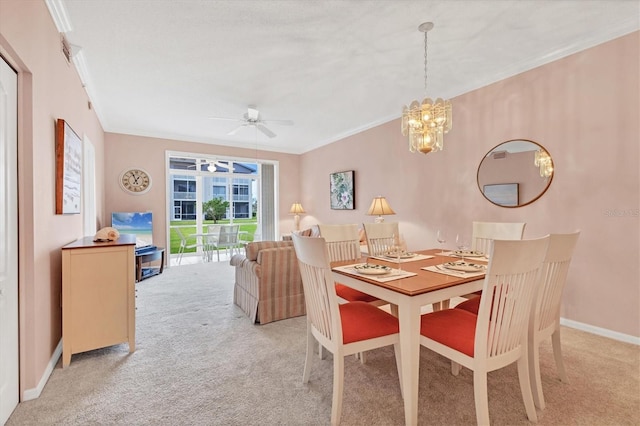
208, 116, 243, 122
227, 124, 247, 136
256, 123, 276, 138
262, 119, 294, 126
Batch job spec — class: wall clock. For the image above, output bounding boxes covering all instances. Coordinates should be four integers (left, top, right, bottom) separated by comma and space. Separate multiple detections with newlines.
119, 168, 152, 195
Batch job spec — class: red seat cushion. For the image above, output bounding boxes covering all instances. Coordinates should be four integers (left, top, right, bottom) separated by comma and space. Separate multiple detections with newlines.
335, 283, 380, 303
339, 302, 399, 344
420, 309, 477, 357
455, 295, 481, 315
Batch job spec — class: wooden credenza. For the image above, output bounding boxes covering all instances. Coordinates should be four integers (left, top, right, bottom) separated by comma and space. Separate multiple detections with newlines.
61, 235, 136, 367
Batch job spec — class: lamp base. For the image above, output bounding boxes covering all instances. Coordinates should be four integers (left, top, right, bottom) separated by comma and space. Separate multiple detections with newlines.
374, 216, 385, 223
294, 214, 301, 231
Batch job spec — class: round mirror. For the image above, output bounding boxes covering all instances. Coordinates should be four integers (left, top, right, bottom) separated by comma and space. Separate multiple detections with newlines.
477, 139, 554, 208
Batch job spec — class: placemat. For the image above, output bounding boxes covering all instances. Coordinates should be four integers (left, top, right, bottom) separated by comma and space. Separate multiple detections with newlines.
333, 264, 417, 283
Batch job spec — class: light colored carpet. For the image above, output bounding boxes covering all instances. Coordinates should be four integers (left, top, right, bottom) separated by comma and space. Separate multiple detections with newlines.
7, 261, 640, 425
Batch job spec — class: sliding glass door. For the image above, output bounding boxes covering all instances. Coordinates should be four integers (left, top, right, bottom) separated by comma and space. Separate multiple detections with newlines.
166, 152, 277, 263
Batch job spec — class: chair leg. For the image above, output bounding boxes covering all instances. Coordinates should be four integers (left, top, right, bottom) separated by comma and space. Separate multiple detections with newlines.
318, 342, 325, 360
473, 370, 490, 426
529, 338, 545, 410
331, 352, 345, 426
551, 328, 568, 382
451, 361, 461, 376
303, 322, 314, 384
517, 355, 538, 422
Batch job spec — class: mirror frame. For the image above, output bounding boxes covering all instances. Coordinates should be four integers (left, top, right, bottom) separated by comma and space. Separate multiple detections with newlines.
477, 139, 554, 208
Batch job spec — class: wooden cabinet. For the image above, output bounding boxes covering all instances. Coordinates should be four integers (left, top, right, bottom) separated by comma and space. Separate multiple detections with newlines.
61, 235, 136, 367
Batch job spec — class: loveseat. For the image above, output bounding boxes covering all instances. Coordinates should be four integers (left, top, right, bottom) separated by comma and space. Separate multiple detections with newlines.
230, 240, 306, 324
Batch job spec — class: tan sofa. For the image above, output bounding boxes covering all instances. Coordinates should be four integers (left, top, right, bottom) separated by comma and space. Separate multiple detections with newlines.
230, 240, 305, 324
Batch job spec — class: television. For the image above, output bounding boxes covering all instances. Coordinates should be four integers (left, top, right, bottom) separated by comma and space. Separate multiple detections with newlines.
111, 212, 153, 248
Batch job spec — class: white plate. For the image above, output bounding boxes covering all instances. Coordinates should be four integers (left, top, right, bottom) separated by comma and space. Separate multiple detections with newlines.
353, 264, 392, 275
452, 250, 485, 258
443, 261, 485, 272
383, 251, 417, 259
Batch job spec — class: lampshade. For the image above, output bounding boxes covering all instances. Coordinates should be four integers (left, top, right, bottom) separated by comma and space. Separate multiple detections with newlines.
367, 197, 395, 223
289, 203, 305, 214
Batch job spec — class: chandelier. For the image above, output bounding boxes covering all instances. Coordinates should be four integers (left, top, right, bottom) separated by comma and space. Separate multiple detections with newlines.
401, 22, 452, 154
534, 149, 553, 178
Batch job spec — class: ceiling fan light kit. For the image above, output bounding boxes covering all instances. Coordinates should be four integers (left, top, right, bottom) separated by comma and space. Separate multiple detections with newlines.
209, 105, 293, 138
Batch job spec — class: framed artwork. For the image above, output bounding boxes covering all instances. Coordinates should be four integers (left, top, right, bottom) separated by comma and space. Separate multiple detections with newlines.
55, 119, 83, 214
483, 183, 519, 207
330, 170, 355, 210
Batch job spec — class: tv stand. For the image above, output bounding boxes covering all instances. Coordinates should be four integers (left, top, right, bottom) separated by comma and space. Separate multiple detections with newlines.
135, 247, 165, 282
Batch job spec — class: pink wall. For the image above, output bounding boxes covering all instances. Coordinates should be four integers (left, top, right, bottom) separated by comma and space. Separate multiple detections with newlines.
103, 133, 302, 244
301, 32, 640, 337
1, 1, 106, 396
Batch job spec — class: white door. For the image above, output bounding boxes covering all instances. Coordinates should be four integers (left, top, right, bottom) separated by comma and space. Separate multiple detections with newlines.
0, 57, 19, 424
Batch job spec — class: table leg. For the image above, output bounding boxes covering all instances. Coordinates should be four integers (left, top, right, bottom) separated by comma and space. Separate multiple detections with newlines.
398, 299, 421, 426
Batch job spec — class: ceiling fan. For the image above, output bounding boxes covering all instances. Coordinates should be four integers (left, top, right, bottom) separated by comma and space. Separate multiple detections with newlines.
208, 106, 294, 138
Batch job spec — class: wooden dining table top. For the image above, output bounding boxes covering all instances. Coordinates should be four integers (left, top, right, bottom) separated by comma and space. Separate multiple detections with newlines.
331, 248, 487, 297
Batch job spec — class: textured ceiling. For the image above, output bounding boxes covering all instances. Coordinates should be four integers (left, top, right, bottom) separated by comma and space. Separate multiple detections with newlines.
58, 0, 639, 154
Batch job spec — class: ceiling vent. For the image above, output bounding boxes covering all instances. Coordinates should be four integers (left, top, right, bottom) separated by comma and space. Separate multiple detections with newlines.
492, 151, 507, 159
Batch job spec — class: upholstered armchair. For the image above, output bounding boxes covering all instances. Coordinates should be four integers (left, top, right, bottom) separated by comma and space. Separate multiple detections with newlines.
230, 240, 305, 324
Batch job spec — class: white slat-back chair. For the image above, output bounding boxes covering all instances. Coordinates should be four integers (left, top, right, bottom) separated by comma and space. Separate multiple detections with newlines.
318, 224, 386, 305
471, 221, 526, 254
420, 236, 549, 425
363, 222, 399, 257
291, 234, 401, 425
528, 231, 580, 410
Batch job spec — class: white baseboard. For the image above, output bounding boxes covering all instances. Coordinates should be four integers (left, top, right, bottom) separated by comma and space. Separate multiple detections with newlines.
560, 317, 640, 345
22, 338, 62, 401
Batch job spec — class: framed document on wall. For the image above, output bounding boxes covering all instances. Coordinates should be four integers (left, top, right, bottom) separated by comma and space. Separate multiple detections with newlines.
55, 119, 83, 214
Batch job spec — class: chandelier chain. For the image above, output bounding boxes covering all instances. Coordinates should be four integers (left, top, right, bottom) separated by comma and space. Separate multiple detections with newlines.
423, 30, 428, 97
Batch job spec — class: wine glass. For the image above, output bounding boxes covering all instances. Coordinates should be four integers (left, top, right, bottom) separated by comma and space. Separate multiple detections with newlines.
391, 233, 406, 271
456, 233, 469, 261
436, 230, 447, 255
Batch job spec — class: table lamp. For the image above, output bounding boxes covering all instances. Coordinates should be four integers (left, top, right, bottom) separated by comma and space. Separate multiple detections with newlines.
289, 202, 306, 231
366, 196, 395, 223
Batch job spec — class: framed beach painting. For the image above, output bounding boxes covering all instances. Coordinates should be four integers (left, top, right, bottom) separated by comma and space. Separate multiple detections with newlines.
55, 119, 83, 214
330, 170, 355, 210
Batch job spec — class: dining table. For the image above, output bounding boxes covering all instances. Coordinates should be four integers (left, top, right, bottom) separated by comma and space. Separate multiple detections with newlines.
331, 248, 487, 426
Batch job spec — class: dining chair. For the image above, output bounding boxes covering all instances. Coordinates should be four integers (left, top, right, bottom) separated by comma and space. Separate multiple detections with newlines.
318, 223, 390, 363
454, 221, 527, 303
318, 224, 386, 305
528, 231, 580, 410
420, 236, 550, 425
291, 233, 401, 425
471, 221, 526, 254
363, 222, 400, 257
